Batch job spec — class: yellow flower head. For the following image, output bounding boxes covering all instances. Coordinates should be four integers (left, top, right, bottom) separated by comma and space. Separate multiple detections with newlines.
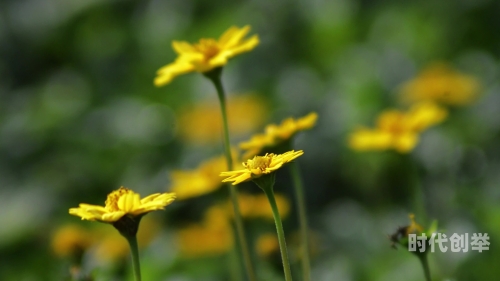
154, 25, 259, 86
220, 150, 304, 185
176, 206, 233, 258
69, 187, 176, 223
240, 112, 317, 159
349, 102, 447, 153
178, 94, 268, 144
405, 213, 424, 235
170, 150, 243, 200
51, 224, 95, 258
399, 62, 481, 106
256, 233, 279, 257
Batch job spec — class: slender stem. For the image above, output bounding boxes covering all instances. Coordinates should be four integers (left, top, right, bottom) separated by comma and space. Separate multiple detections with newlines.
260, 182, 293, 281
125, 235, 142, 281
205, 68, 256, 281
418, 254, 432, 281
289, 161, 311, 281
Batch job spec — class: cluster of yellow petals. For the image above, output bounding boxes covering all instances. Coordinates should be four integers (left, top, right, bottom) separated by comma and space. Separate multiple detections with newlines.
220, 150, 304, 185
256, 233, 280, 257
51, 224, 95, 257
154, 25, 259, 86
178, 94, 268, 144
349, 102, 447, 153
399, 62, 480, 106
240, 112, 317, 159
405, 213, 424, 236
176, 206, 234, 258
170, 151, 243, 200
69, 187, 176, 223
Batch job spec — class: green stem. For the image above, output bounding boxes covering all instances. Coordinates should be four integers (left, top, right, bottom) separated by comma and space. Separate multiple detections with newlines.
258, 178, 293, 281
205, 68, 256, 281
125, 235, 142, 281
418, 254, 432, 281
289, 161, 311, 281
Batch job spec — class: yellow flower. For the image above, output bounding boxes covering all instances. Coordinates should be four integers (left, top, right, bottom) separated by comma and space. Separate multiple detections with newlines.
69, 187, 176, 223
154, 25, 259, 86
176, 206, 233, 258
220, 150, 304, 185
177, 94, 268, 144
256, 233, 279, 257
230, 193, 290, 220
240, 112, 317, 159
51, 224, 95, 258
349, 102, 447, 153
399, 62, 480, 106
405, 213, 424, 235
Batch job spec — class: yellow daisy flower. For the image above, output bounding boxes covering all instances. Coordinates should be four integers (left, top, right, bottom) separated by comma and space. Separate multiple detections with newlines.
399, 62, 480, 106
51, 224, 95, 258
220, 150, 304, 185
154, 25, 259, 86
170, 150, 243, 200
176, 206, 233, 258
178, 94, 268, 144
240, 112, 317, 159
256, 233, 279, 257
69, 187, 176, 223
349, 102, 447, 153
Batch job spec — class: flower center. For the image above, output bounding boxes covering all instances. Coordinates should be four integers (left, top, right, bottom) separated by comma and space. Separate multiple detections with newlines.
245, 154, 273, 175
105, 187, 131, 212
194, 39, 220, 60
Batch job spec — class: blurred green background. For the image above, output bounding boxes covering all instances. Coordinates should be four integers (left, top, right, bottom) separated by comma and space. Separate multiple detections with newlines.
1, 0, 499, 280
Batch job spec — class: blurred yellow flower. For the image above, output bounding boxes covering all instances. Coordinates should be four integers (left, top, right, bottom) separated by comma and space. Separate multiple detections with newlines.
256, 233, 279, 257
51, 224, 94, 258
406, 213, 424, 235
177, 94, 268, 144
220, 150, 304, 185
93, 216, 162, 262
399, 62, 480, 106
349, 102, 447, 153
176, 206, 233, 258
170, 150, 243, 200
69, 187, 176, 223
234, 193, 290, 220
240, 112, 317, 159
154, 25, 259, 86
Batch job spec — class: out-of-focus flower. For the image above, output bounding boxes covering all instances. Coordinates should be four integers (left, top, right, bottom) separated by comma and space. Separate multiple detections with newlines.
220, 150, 304, 185
232, 193, 290, 220
240, 113, 317, 159
170, 150, 243, 200
154, 25, 259, 86
389, 213, 438, 252
256, 233, 279, 257
177, 94, 268, 145
51, 224, 94, 258
69, 187, 176, 223
176, 206, 233, 258
349, 102, 447, 153
399, 62, 481, 106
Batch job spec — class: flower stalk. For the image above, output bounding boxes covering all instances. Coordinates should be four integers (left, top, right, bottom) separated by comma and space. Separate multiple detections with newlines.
289, 161, 311, 281
204, 67, 256, 281
254, 174, 293, 281
418, 254, 432, 281
124, 234, 142, 281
